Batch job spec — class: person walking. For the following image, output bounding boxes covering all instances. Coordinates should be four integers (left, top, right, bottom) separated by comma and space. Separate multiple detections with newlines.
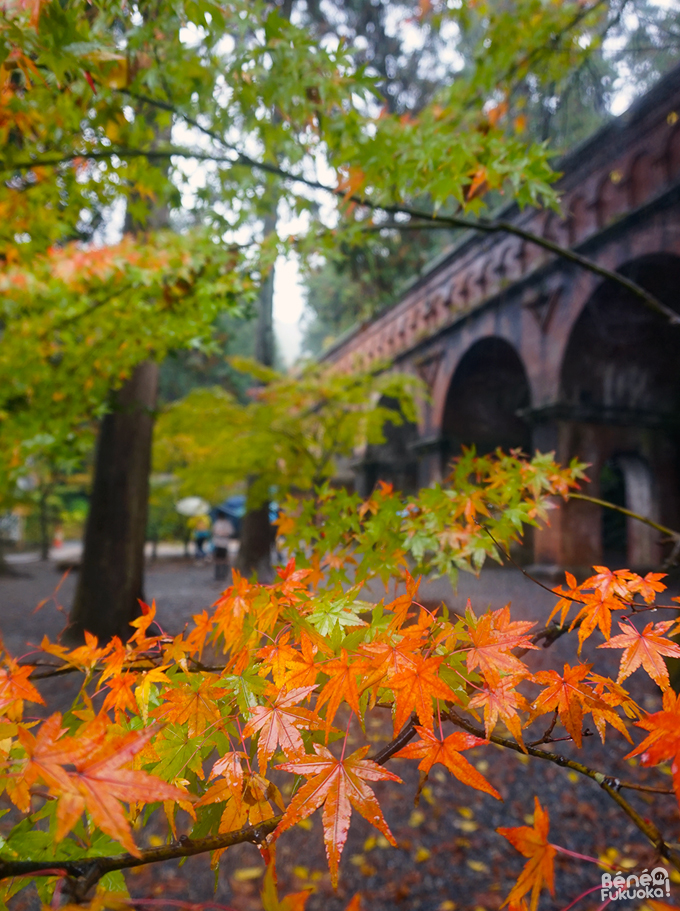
192, 515, 211, 561
212, 513, 234, 581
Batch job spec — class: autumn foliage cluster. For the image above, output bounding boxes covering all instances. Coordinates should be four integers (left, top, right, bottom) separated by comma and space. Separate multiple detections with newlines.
0, 452, 678, 910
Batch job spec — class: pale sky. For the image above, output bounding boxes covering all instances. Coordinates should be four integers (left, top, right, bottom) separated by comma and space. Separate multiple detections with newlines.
273, 255, 305, 366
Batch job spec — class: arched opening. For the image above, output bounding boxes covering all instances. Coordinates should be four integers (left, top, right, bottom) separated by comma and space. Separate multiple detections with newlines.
560, 253, 680, 567
601, 454, 658, 568
359, 396, 419, 496
441, 337, 531, 472
600, 459, 627, 565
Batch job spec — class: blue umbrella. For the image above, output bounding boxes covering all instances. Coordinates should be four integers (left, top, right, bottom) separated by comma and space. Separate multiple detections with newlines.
211, 496, 278, 536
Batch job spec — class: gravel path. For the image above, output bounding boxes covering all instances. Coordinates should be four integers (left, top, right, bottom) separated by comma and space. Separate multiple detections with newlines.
1, 559, 679, 911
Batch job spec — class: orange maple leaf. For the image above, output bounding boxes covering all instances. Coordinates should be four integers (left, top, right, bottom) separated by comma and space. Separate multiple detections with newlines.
628, 571, 667, 603
257, 633, 298, 687
570, 591, 621, 651
274, 744, 400, 888
468, 673, 530, 749
548, 571, 585, 627
394, 726, 501, 798
184, 610, 215, 660
588, 566, 639, 600
465, 604, 536, 677
212, 570, 254, 641
497, 797, 556, 911
278, 632, 323, 690
466, 166, 489, 202
15, 713, 187, 855
625, 688, 680, 804
336, 165, 366, 203
388, 654, 458, 735
359, 629, 423, 694
316, 650, 364, 735
195, 751, 246, 809
531, 664, 593, 747
385, 572, 420, 631
568, 567, 643, 650
243, 686, 323, 773
598, 619, 680, 690
152, 675, 226, 737
0, 657, 45, 720
101, 672, 138, 718
276, 558, 312, 604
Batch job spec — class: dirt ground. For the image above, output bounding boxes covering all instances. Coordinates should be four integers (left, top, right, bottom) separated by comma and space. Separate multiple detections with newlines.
1, 558, 679, 911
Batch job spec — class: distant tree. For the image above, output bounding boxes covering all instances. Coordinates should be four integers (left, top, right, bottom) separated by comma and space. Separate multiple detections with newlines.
153, 359, 423, 577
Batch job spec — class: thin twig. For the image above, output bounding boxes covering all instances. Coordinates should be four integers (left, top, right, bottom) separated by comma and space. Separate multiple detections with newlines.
569, 492, 680, 544
444, 708, 680, 871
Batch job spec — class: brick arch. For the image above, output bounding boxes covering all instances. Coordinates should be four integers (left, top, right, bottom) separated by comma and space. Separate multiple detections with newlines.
431, 334, 532, 469
533, 227, 680, 407
628, 151, 656, 207
560, 252, 680, 415
543, 251, 680, 567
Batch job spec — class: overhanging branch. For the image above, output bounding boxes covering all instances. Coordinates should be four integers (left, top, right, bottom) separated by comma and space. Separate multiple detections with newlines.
3, 104, 678, 325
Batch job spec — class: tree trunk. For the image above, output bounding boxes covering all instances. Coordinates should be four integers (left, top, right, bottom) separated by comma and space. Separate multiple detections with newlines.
39, 490, 50, 561
67, 361, 159, 642
235, 501, 275, 582
236, 208, 278, 580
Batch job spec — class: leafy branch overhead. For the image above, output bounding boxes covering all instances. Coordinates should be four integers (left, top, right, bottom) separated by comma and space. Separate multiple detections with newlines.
1, 0, 668, 485
1, 451, 680, 910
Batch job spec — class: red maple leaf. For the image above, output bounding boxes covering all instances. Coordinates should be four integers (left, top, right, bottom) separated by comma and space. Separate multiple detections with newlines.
598, 619, 680, 689
625, 688, 680, 805
497, 797, 556, 911
394, 726, 501, 798
243, 686, 323, 772
15, 714, 187, 855
274, 744, 401, 887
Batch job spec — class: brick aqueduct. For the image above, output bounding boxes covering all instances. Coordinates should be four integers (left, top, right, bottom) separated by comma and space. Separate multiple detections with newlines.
322, 65, 680, 571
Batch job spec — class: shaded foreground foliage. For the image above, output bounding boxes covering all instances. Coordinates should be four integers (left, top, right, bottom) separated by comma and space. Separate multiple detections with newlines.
0, 452, 679, 910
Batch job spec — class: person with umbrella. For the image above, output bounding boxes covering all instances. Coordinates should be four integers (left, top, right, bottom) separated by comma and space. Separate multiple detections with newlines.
212, 509, 235, 581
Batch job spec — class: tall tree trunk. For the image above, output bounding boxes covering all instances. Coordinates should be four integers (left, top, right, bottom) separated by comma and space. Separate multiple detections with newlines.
68, 102, 169, 641
235, 237, 276, 581
67, 361, 158, 642
253, 238, 276, 368
39, 489, 50, 561
235, 501, 275, 581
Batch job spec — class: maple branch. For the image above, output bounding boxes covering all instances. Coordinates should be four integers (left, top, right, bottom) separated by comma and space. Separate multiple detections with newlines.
528, 709, 559, 747
444, 709, 680, 871
0, 715, 414, 894
481, 521, 680, 614
7, 114, 678, 326
370, 714, 418, 765
568, 493, 680, 569
1, 147, 242, 172
603, 778, 674, 795
479, 523, 581, 603
0, 818, 281, 890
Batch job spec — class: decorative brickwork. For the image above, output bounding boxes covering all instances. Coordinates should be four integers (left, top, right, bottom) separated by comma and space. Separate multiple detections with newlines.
323, 66, 680, 570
